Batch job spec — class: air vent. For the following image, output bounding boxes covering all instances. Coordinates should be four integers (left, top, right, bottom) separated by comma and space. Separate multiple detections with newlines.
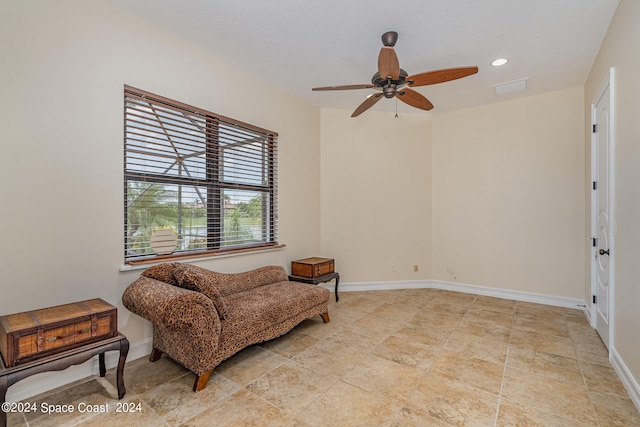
492, 77, 529, 95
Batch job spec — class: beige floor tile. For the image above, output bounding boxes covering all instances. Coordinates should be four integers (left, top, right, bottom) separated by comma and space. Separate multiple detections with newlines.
215, 345, 288, 386
354, 310, 409, 335
444, 331, 510, 364
326, 322, 389, 351
334, 293, 385, 314
182, 388, 293, 426
510, 328, 576, 359
23, 377, 124, 427
342, 353, 423, 402
502, 367, 597, 424
259, 331, 320, 358
288, 315, 340, 340
432, 290, 478, 305
140, 372, 240, 425
373, 334, 439, 371
430, 350, 505, 395
293, 381, 401, 426
564, 307, 590, 322
124, 355, 191, 395
506, 346, 583, 383
5, 411, 27, 427
515, 302, 567, 323
458, 308, 514, 331
75, 396, 166, 427
589, 390, 640, 427
472, 295, 517, 314
581, 361, 629, 396
398, 288, 438, 307
375, 301, 422, 318
246, 360, 336, 416
571, 332, 611, 366
387, 405, 454, 426
406, 372, 500, 426
454, 317, 512, 340
513, 315, 570, 337
424, 299, 472, 316
292, 338, 367, 379
408, 310, 463, 332
396, 323, 453, 346
497, 398, 596, 426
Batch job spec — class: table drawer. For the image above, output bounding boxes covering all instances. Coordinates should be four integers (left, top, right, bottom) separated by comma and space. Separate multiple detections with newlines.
291, 257, 335, 278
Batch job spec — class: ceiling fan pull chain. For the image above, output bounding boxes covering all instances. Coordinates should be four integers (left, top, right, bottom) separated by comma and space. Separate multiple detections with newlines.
395, 98, 398, 118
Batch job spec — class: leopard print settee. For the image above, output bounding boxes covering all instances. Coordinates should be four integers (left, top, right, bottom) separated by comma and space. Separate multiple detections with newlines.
122, 263, 330, 392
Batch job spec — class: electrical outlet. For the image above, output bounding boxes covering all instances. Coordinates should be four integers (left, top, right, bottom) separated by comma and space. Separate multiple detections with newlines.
413, 264, 419, 272
392, 264, 397, 273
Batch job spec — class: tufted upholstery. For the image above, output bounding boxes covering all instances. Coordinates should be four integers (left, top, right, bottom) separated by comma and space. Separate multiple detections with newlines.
122, 264, 330, 392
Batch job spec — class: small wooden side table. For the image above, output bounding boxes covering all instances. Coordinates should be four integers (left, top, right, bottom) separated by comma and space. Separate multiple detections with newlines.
0, 333, 129, 427
289, 272, 340, 302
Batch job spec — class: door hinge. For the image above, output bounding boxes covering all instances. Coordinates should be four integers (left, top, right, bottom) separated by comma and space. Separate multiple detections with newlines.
593, 124, 598, 133
592, 237, 597, 247
593, 181, 598, 190
593, 295, 597, 304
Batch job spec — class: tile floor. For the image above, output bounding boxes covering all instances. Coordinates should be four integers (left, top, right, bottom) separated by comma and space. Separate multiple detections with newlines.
6, 288, 640, 426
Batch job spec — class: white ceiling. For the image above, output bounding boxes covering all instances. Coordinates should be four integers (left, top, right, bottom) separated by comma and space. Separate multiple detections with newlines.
110, 0, 619, 115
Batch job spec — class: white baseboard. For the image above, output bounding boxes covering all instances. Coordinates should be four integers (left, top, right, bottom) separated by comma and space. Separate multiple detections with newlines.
610, 346, 640, 413
330, 279, 431, 293
5, 338, 152, 402
333, 279, 586, 309
431, 279, 586, 309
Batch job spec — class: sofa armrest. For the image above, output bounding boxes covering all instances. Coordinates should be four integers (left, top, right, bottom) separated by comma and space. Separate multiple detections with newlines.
122, 276, 218, 328
122, 275, 222, 375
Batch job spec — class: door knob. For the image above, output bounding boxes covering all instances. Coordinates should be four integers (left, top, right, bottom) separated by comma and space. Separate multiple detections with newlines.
599, 249, 610, 256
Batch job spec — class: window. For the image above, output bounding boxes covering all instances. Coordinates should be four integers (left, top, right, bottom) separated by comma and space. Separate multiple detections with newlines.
124, 86, 278, 263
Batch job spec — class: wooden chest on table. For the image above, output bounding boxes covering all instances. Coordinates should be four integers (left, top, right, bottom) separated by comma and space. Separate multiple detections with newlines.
291, 257, 335, 278
0, 298, 117, 368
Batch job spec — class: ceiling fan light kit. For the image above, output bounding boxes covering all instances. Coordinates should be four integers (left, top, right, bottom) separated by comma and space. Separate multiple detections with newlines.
312, 31, 478, 117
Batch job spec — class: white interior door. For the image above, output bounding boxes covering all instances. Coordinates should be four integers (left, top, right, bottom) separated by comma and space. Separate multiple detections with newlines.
592, 74, 613, 349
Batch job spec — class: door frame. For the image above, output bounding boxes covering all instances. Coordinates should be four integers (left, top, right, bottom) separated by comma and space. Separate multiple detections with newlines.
590, 67, 615, 349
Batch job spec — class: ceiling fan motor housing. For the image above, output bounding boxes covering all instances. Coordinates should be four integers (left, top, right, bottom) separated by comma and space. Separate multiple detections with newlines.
372, 69, 408, 97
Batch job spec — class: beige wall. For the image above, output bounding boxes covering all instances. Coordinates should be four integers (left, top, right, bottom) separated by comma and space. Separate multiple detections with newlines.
584, 0, 640, 391
320, 109, 432, 283
0, 1, 321, 347
431, 87, 586, 298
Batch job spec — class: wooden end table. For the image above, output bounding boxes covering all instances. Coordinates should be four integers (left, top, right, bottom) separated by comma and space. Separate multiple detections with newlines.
289, 272, 340, 302
0, 333, 129, 427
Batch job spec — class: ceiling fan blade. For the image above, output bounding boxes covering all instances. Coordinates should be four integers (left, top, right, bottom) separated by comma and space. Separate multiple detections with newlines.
396, 88, 434, 111
408, 66, 479, 87
312, 84, 375, 91
351, 93, 383, 117
378, 47, 400, 80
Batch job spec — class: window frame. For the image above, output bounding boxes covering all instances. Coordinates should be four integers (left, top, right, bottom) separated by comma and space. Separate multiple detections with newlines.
123, 85, 280, 264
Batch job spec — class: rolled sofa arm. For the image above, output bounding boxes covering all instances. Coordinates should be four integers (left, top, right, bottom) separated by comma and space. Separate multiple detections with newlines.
122, 275, 222, 375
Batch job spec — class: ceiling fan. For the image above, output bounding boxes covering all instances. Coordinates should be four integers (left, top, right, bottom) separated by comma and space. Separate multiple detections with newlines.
312, 31, 478, 117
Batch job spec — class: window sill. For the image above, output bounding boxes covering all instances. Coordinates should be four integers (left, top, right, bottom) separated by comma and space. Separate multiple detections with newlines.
119, 244, 286, 272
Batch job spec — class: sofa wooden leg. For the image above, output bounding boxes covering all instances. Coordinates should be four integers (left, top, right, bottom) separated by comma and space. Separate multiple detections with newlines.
149, 348, 163, 362
320, 312, 330, 323
193, 370, 214, 392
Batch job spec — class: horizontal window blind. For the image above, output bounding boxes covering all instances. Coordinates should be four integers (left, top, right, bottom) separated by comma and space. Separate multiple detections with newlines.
124, 85, 278, 262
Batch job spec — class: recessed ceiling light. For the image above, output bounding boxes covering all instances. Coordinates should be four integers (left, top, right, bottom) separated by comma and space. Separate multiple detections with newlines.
491, 58, 508, 67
